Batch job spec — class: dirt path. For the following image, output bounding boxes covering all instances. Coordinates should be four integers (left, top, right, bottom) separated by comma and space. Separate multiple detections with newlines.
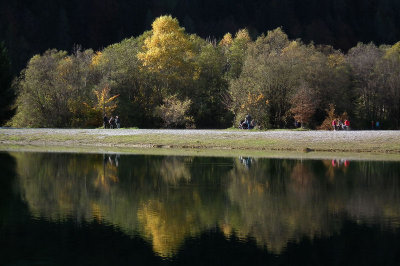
2, 128, 399, 139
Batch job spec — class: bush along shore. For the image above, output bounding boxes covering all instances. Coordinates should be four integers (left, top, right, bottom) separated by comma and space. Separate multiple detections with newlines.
1, 128, 400, 154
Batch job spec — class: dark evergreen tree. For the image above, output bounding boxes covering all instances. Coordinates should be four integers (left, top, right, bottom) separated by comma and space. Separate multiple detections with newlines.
0, 42, 14, 125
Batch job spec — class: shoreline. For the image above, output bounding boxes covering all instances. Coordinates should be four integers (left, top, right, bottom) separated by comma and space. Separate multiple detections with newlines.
2, 144, 400, 162
1, 128, 400, 159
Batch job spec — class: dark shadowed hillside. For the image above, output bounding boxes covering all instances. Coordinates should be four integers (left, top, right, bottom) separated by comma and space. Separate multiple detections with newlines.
1, 0, 400, 73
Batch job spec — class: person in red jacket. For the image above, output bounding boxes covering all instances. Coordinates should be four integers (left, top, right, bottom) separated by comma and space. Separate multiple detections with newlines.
344, 119, 350, 130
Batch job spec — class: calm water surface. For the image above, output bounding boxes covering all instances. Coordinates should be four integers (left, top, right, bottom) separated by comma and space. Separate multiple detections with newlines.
1, 151, 400, 265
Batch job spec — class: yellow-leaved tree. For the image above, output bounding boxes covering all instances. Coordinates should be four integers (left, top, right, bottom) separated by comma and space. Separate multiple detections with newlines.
137, 15, 198, 98
219, 32, 233, 47
84, 85, 119, 127
224, 29, 251, 79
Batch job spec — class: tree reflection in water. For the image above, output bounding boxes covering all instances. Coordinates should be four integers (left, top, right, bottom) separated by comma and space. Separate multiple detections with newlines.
10, 152, 400, 258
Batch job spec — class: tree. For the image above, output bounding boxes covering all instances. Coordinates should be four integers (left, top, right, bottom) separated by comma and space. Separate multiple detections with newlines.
347, 43, 384, 128
313, 49, 354, 126
318, 104, 336, 130
84, 84, 119, 127
290, 83, 317, 128
0, 42, 14, 125
95, 34, 156, 127
11, 50, 67, 127
190, 39, 233, 128
137, 15, 198, 99
57, 48, 95, 127
222, 29, 251, 80
11, 49, 95, 127
377, 42, 400, 128
229, 28, 301, 128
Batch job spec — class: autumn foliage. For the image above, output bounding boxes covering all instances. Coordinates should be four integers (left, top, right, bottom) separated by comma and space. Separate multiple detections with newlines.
83, 85, 119, 126
9, 16, 400, 129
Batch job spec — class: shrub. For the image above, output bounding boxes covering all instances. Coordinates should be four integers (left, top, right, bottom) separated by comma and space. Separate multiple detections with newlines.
155, 95, 194, 128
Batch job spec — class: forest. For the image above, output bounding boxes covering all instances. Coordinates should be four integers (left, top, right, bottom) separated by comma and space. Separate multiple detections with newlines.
2, 0, 400, 74
2, 15, 400, 129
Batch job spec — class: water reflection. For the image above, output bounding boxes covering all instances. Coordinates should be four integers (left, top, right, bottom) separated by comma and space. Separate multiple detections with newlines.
239, 156, 254, 169
8, 152, 400, 258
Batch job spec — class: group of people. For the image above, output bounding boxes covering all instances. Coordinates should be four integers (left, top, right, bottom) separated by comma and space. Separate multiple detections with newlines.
332, 119, 350, 131
239, 114, 255, 129
103, 115, 120, 129
371, 121, 380, 130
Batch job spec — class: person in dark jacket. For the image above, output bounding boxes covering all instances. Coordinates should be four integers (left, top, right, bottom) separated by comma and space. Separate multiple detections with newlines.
103, 115, 108, 129
115, 116, 120, 129
245, 114, 252, 129
109, 116, 115, 129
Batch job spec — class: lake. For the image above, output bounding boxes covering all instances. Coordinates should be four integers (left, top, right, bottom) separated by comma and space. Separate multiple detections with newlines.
1, 151, 400, 265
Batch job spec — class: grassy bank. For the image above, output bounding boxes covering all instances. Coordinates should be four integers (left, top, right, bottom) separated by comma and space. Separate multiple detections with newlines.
1, 128, 400, 155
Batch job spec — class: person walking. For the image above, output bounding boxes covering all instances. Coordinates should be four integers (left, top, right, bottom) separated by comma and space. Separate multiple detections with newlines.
115, 116, 120, 129
103, 115, 108, 129
109, 116, 115, 129
332, 119, 337, 131
338, 120, 343, 130
245, 114, 252, 129
344, 119, 350, 130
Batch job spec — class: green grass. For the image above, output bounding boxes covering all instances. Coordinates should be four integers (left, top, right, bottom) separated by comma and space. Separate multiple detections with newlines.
1, 129, 400, 155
